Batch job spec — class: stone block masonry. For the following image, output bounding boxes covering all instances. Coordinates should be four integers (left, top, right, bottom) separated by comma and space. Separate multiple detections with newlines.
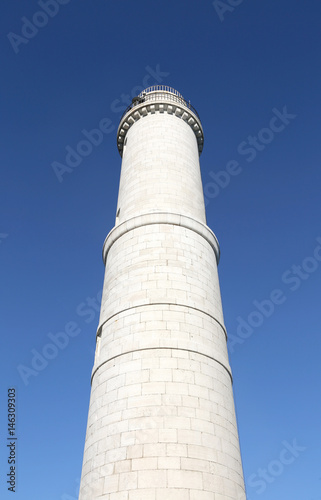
79, 86, 246, 499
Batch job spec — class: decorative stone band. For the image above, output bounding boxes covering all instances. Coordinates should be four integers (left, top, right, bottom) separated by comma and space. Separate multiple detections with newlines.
91, 345, 233, 385
117, 98, 204, 156
96, 302, 228, 346
102, 212, 220, 265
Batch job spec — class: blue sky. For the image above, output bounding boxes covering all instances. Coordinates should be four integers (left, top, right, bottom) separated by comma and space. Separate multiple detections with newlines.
1, 1, 321, 498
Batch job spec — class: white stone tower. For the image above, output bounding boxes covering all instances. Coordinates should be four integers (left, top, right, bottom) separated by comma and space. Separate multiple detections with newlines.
79, 85, 246, 499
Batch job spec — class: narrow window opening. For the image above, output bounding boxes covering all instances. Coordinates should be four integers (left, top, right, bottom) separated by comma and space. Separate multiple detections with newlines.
95, 332, 101, 360
116, 208, 120, 225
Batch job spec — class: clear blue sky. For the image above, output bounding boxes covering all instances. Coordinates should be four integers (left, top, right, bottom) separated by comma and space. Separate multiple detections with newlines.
1, 1, 321, 499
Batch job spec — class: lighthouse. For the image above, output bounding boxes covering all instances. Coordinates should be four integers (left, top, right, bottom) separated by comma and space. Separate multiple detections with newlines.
79, 86, 246, 499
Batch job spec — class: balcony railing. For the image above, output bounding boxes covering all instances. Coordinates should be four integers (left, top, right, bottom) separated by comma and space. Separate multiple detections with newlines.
139, 85, 184, 98
119, 85, 200, 121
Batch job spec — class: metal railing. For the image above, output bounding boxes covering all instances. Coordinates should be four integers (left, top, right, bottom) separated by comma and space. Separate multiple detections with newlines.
119, 85, 200, 121
139, 85, 184, 98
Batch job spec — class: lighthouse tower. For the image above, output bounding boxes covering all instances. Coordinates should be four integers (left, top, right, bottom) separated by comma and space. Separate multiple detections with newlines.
79, 86, 246, 500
